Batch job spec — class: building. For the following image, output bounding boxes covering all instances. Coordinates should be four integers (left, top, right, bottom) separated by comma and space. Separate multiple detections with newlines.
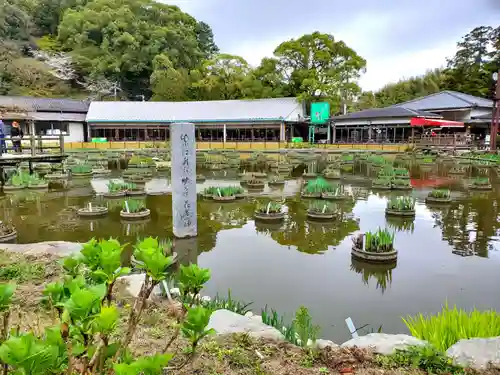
331, 91, 493, 143
0, 96, 90, 142
85, 97, 305, 142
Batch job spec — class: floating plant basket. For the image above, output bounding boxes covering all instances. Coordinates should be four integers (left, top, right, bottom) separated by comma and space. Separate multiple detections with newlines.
268, 180, 286, 187
385, 208, 416, 217
196, 175, 206, 183
120, 208, 151, 220
77, 205, 108, 217
254, 211, 285, 221
126, 189, 146, 197
0, 229, 17, 243
351, 233, 398, 264
213, 194, 236, 202
27, 183, 49, 190
247, 181, 265, 189
306, 210, 335, 221
301, 192, 322, 198
425, 196, 452, 204
321, 192, 347, 200
103, 191, 127, 199
3, 185, 25, 192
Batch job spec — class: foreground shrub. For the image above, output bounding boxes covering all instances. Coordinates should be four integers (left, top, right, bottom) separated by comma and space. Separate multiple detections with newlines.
0, 237, 214, 374
403, 304, 500, 351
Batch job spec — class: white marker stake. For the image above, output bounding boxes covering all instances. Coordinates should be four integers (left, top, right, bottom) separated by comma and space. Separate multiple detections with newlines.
88, 202, 92, 211
125, 200, 130, 213
345, 317, 358, 338
322, 204, 327, 214
266, 202, 271, 214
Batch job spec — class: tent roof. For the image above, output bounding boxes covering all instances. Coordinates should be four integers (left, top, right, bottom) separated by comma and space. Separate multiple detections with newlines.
391, 91, 493, 111
86, 98, 304, 123
331, 106, 440, 121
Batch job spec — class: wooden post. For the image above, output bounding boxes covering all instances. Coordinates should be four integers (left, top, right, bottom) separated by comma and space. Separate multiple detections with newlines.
30, 135, 36, 156
59, 133, 65, 154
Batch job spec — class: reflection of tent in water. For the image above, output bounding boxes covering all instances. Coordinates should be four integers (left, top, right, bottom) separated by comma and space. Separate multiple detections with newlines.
350, 257, 396, 294
410, 177, 452, 188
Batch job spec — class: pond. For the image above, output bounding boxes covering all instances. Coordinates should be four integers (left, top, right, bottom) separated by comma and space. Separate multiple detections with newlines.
2, 169, 500, 343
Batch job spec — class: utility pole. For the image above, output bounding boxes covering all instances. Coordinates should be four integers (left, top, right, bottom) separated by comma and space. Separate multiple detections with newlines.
491, 71, 500, 151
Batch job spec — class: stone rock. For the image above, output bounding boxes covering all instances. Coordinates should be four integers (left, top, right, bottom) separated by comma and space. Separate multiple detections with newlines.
250, 315, 262, 323
314, 339, 339, 350
244, 311, 254, 318
446, 337, 500, 369
120, 274, 163, 298
0, 241, 81, 257
208, 309, 285, 341
341, 333, 427, 355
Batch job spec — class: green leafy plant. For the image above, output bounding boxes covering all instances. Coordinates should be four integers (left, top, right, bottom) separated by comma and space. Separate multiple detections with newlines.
471, 177, 490, 186
378, 166, 395, 178
376, 345, 463, 374
71, 165, 92, 174
203, 186, 219, 196
293, 306, 320, 348
403, 304, 500, 352
6, 170, 31, 187
107, 181, 128, 193
394, 168, 410, 177
391, 178, 411, 187
387, 196, 415, 211
428, 189, 451, 198
122, 199, 147, 213
363, 228, 395, 253
307, 200, 336, 214
372, 178, 391, 187
255, 201, 283, 214
303, 177, 332, 194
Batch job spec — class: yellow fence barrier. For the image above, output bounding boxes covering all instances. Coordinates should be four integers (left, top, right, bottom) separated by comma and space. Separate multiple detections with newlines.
64, 141, 408, 153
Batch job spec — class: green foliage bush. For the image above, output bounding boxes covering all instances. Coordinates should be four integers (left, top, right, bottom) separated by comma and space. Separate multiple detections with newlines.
0, 237, 214, 374
403, 304, 500, 352
364, 228, 395, 253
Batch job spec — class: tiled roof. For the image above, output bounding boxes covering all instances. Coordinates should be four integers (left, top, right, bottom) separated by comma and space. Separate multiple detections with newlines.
331, 106, 441, 121
391, 91, 493, 111
86, 98, 304, 123
0, 96, 90, 113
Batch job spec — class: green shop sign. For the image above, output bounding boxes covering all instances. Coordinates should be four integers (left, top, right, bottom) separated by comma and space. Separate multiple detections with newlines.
311, 102, 330, 124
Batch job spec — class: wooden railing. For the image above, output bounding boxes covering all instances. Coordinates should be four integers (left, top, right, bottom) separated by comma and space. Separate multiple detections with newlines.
0, 134, 65, 156
411, 134, 481, 149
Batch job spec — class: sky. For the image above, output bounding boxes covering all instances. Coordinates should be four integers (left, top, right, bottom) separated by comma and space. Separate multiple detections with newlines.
165, 0, 499, 92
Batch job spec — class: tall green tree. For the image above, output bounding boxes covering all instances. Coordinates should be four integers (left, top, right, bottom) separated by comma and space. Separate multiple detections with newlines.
150, 54, 189, 101
445, 25, 500, 98
57, 0, 203, 97
190, 53, 251, 100
0, 0, 32, 41
272, 32, 366, 112
195, 21, 219, 59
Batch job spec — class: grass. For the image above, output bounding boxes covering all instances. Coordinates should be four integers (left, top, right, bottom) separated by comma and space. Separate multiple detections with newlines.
428, 189, 451, 199
107, 180, 128, 193
308, 200, 334, 214
378, 167, 395, 178
394, 168, 410, 177
472, 177, 490, 186
376, 345, 464, 374
391, 178, 411, 187
6, 170, 31, 187
303, 177, 332, 194
215, 186, 243, 197
203, 186, 219, 196
387, 196, 415, 211
372, 178, 391, 187
364, 228, 395, 253
0, 251, 46, 283
122, 199, 147, 213
180, 289, 252, 315
255, 201, 283, 214
71, 164, 92, 173
403, 304, 500, 352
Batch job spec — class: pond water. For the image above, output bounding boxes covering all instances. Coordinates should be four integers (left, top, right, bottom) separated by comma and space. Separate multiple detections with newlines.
2, 169, 500, 343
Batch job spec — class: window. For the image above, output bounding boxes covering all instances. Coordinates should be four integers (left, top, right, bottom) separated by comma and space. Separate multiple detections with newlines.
35, 121, 69, 135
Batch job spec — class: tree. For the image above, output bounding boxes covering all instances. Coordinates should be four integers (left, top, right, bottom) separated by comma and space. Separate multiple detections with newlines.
191, 53, 251, 100
244, 57, 290, 99
57, 0, 203, 98
195, 21, 219, 59
445, 26, 500, 98
0, 0, 32, 41
272, 32, 366, 111
150, 54, 189, 101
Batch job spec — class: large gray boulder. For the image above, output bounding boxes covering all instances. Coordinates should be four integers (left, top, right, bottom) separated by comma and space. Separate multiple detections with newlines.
341, 333, 427, 355
207, 309, 285, 341
446, 337, 500, 369
1, 241, 81, 256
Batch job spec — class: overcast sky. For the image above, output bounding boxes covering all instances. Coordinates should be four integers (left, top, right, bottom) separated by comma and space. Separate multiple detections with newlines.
166, 0, 499, 91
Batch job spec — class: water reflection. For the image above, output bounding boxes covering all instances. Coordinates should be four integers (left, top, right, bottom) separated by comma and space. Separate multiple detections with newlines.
350, 257, 396, 294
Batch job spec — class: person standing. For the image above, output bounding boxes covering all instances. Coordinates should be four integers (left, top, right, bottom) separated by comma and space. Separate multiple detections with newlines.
0, 120, 7, 154
11, 121, 23, 153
